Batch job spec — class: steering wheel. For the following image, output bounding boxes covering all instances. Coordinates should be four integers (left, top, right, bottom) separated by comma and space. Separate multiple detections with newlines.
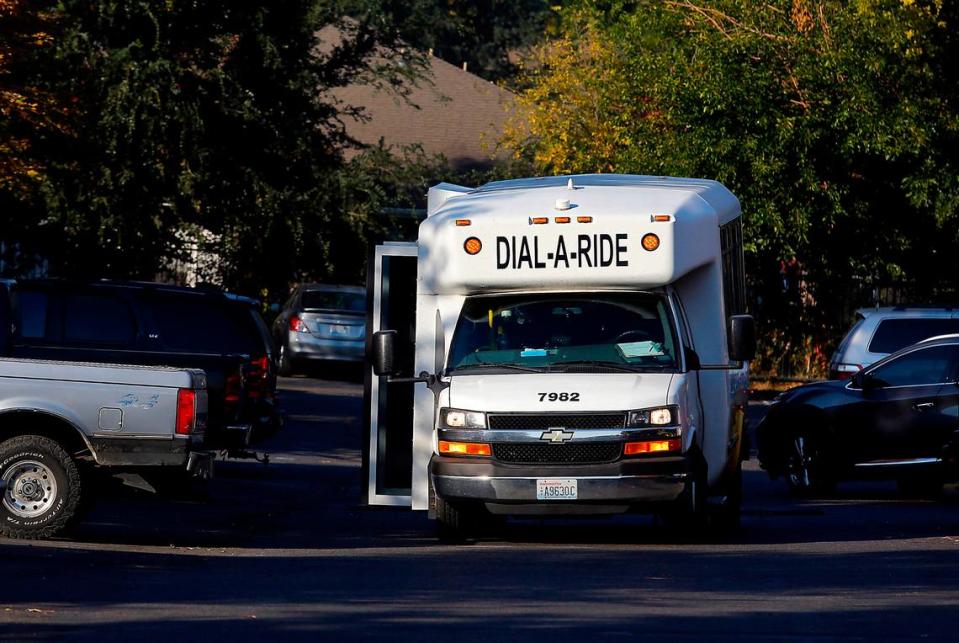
613, 330, 651, 343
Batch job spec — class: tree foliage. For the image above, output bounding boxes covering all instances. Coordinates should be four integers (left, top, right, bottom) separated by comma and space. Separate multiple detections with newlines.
1, 0, 425, 297
504, 0, 959, 375
365, 0, 559, 83
0, 0, 67, 192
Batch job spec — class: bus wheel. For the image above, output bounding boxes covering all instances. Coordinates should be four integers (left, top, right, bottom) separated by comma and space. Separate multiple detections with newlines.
661, 454, 709, 534
434, 497, 484, 543
710, 460, 743, 534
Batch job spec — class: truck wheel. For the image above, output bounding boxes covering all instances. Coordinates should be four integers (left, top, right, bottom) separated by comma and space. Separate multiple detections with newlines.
897, 475, 943, 498
0, 435, 82, 539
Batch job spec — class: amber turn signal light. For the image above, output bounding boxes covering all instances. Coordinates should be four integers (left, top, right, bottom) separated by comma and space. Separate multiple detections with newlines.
464, 237, 482, 255
641, 233, 660, 251
439, 440, 491, 457
624, 439, 681, 456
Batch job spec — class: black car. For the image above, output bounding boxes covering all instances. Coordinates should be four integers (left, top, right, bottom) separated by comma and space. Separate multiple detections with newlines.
758, 334, 959, 494
0, 279, 277, 451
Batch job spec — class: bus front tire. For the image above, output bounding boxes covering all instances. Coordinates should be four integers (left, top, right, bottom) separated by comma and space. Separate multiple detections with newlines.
434, 496, 485, 543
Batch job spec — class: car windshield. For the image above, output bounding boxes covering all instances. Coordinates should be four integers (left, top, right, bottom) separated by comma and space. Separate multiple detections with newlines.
301, 290, 365, 313
448, 293, 679, 373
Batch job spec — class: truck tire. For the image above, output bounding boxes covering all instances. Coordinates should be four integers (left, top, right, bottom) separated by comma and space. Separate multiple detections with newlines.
0, 435, 82, 539
897, 474, 943, 498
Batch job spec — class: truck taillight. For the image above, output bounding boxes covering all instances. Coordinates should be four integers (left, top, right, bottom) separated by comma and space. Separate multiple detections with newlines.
176, 389, 197, 435
245, 355, 271, 399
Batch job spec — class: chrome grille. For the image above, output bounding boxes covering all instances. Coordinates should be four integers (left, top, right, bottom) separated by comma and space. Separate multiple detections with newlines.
487, 413, 626, 431
492, 442, 621, 464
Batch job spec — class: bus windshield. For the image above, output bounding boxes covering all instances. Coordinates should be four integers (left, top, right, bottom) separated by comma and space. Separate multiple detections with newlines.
448, 293, 679, 373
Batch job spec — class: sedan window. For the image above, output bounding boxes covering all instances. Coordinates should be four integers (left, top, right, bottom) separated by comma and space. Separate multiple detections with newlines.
868, 346, 959, 387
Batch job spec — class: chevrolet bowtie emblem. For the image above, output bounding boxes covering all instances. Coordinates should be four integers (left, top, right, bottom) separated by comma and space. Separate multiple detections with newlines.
540, 428, 574, 443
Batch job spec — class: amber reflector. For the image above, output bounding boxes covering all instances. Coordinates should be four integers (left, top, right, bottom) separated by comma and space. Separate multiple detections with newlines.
624, 439, 680, 456
530, 217, 549, 225
555, 216, 571, 224
641, 233, 660, 251
577, 216, 593, 223
455, 219, 472, 226
439, 441, 491, 456
464, 237, 483, 255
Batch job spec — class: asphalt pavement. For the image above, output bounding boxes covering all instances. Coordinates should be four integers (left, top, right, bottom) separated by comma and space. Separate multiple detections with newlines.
2, 377, 959, 641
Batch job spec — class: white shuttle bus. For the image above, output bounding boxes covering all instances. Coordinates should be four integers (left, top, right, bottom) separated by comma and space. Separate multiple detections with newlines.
363, 174, 755, 537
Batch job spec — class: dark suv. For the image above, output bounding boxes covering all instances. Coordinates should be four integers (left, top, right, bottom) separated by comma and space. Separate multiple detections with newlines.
0, 280, 277, 450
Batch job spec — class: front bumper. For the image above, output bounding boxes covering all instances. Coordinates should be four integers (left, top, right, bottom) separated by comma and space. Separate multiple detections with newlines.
431, 455, 689, 510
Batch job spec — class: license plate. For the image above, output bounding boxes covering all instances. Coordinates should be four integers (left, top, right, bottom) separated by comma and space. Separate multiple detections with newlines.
536, 479, 577, 500
330, 324, 351, 336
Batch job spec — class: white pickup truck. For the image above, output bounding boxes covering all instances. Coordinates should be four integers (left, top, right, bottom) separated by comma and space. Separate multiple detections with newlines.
0, 358, 211, 539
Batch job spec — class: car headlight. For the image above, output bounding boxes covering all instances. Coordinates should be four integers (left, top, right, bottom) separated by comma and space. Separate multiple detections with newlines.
438, 408, 487, 429
626, 406, 676, 428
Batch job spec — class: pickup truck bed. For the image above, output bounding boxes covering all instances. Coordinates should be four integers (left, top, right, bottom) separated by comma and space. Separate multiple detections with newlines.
0, 358, 211, 539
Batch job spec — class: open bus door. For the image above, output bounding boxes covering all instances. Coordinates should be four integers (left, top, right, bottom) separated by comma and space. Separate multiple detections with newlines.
363, 242, 418, 506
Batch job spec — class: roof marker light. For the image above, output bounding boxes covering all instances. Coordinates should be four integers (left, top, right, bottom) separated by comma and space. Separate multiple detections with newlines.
577, 216, 593, 223
555, 216, 571, 224
464, 237, 482, 255
651, 215, 672, 222
455, 219, 472, 226
530, 217, 549, 225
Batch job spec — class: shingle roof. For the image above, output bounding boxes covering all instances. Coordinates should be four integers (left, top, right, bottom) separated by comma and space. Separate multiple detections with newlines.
332, 54, 515, 169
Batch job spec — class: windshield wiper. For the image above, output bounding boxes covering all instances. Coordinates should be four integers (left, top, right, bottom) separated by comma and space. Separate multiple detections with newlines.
548, 360, 665, 373
449, 362, 544, 374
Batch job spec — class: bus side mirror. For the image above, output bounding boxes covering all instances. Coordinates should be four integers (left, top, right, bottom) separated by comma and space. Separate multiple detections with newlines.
728, 315, 756, 363
372, 330, 397, 376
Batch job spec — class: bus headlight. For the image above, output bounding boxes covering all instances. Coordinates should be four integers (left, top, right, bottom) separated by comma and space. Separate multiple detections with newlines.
627, 406, 676, 427
439, 408, 487, 429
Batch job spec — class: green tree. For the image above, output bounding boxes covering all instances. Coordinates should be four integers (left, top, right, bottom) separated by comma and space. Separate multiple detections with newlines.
3, 0, 424, 297
361, 0, 559, 83
0, 0, 68, 259
504, 0, 959, 376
